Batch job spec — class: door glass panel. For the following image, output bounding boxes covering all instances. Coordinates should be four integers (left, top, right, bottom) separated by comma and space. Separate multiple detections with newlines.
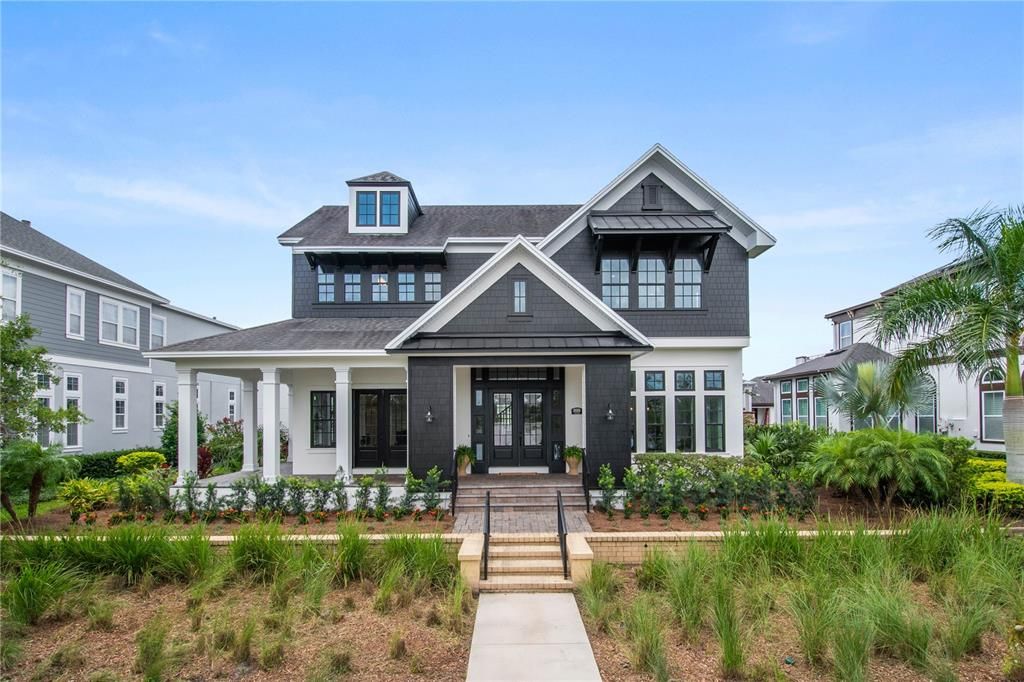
389, 394, 407, 449
358, 394, 378, 448
523, 392, 543, 446
493, 393, 512, 447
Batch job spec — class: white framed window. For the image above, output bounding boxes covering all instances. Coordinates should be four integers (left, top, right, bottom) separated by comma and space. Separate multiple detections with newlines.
65, 287, 85, 339
64, 373, 83, 450
2, 269, 22, 322
781, 398, 793, 424
916, 375, 936, 433
153, 381, 166, 430
228, 389, 236, 420
150, 314, 166, 349
99, 296, 140, 348
980, 368, 1005, 443
512, 279, 527, 314
113, 377, 128, 431
424, 271, 442, 302
814, 396, 828, 430
838, 320, 853, 349
34, 373, 54, 446
797, 397, 810, 425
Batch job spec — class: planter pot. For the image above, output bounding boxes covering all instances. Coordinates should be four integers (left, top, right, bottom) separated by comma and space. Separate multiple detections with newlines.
566, 459, 580, 476
464, 462, 473, 476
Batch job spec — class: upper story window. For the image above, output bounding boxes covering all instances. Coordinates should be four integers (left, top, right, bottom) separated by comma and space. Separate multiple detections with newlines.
601, 258, 629, 309
344, 273, 361, 302
838, 320, 853, 349
150, 315, 166, 349
642, 183, 662, 210
2, 269, 22, 322
66, 287, 85, 340
424, 272, 442, 302
380, 191, 401, 227
99, 296, 140, 348
637, 258, 666, 309
356, 191, 377, 226
317, 267, 335, 303
796, 378, 809, 393
644, 371, 665, 391
371, 272, 389, 302
674, 257, 702, 309
398, 272, 415, 302
781, 380, 792, 394
512, 279, 527, 314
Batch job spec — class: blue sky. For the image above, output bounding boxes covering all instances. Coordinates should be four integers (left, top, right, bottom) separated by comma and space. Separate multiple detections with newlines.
3, 2, 1021, 376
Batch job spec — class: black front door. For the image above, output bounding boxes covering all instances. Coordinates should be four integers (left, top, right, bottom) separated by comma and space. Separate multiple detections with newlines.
489, 388, 547, 467
353, 389, 407, 468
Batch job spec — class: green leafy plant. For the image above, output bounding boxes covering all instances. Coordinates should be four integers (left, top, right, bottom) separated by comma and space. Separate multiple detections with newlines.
711, 570, 744, 677
578, 561, 620, 633
59, 478, 114, 520
623, 594, 670, 682
0, 440, 80, 523
596, 464, 617, 516
116, 451, 166, 475
455, 444, 474, 470
1, 562, 82, 625
665, 544, 711, 642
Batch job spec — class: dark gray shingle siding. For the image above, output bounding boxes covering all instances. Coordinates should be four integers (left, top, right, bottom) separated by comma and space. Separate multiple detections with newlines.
608, 174, 697, 212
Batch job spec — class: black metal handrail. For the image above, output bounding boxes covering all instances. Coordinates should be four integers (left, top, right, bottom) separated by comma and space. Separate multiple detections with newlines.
556, 490, 569, 579
449, 449, 459, 518
483, 491, 491, 581
580, 447, 590, 512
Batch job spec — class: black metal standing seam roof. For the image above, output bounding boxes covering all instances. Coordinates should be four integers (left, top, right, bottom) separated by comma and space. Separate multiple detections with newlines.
0, 212, 164, 299
277, 204, 580, 248
588, 212, 731, 233
764, 343, 893, 381
395, 333, 649, 353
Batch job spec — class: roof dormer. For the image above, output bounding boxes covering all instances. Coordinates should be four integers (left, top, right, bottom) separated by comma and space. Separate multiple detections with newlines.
346, 171, 422, 235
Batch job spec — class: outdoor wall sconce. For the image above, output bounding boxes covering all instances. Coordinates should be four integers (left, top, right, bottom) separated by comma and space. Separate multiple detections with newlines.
425, 406, 434, 423
606, 404, 615, 421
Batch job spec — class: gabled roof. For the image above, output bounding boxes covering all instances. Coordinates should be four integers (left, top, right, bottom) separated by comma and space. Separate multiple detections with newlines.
745, 377, 774, 406
764, 343, 893, 381
386, 235, 651, 352
346, 171, 409, 185
0, 212, 167, 302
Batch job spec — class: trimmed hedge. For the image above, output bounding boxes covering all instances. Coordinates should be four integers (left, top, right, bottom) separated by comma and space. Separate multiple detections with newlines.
72, 448, 157, 479
965, 458, 1024, 516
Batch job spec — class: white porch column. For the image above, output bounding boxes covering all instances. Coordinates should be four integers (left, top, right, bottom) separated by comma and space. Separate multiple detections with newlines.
261, 368, 281, 482
335, 367, 351, 480
176, 369, 198, 485
241, 378, 258, 472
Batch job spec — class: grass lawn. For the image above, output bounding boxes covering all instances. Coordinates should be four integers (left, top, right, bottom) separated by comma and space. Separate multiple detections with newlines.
0, 499, 67, 525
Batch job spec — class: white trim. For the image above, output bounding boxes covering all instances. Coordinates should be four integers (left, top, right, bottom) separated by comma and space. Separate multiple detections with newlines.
98, 295, 141, 349
64, 373, 83, 451
650, 336, 750, 349
112, 376, 128, 432
150, 314, 167, 350
48, 354, 152, 374
65, 286, 85, 340
0, 246, 167, 303
145, 349, 391, 360
981, 389, 1005, 443
157, 304, 239, 330
385, 235, 651, 351
153, 381, 167, 431
1, 267, 23, 321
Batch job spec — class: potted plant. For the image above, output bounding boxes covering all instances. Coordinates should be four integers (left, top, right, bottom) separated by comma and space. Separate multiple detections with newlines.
563, 446, 583, 476
455, 445, 475, 475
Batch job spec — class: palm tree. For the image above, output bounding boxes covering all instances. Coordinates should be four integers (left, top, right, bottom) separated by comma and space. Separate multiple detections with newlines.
814, 360, 934, 429
0, 439, 79, 525
872, 206, 1023, 482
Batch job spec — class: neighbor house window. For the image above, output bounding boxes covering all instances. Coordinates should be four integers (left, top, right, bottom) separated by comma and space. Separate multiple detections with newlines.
512, 279, 527, 314
796, 378, 809, 393
380, 191, 400, 226
645, 396, 665, 451
356, 191, 376, 226
153, 382, 166, 430
916, 376, 936, 433
65, 374, 82, 450
780, 380, 792, 395
980, 369, 1005, 442
674, 258, 701, 309
344, 273, 361, 302
885, 410, 901, 430
99, 297, 140, 348
838, 320, 853, 349
1, 269, 21, 322
797, 397, 810, 425
228, 390, 236, 420
66, 287, 85, 339
424, 272, 442, 302
705, 395, 725, 452
398, 272, 415, 302
317, 267, 335, 303
675, 395, 695, 452
704, 370, 725, 391
814, 397, 828, 430
310, 391, 336, 448
36, 373, 50, 390
781, 398, 793, 424
150, 315, 166, 349
675, 370, 695, 391
371, 272, 389, 302
637, 258, 666, 309
601, 258, 629, 309
645, 371, 665, 391
113, 378, 128, 431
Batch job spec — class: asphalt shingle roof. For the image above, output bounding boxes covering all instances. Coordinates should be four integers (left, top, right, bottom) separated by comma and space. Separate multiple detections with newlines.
347, 171, 409, 184
152, 317, 412, 354
746, 377, 774, 406
0, 212, 164, 300
764, 343, 893, 381
278, 204, 580, 248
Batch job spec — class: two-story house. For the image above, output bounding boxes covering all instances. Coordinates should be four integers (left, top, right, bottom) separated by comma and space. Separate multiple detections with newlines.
1, 213, 243, 454
148, 145, 776, 486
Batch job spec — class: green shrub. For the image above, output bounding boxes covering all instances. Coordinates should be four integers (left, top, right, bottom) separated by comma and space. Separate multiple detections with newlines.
1, 562, 82, 624
72, 449, 149, 479
376, 535, 454, 590
743, 422, 824, 472
116, 451, 166, 475
971, 472, 1024, 515
59, 478, 114, 517
115, 470, 172, 514
205, 418, 243, 472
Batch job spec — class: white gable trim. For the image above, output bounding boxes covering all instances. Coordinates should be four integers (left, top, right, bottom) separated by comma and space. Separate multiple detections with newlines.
385, 236, 651, 350
538, 143, 777, 258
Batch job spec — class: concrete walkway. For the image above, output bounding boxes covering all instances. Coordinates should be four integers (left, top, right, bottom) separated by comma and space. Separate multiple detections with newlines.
466, 593, 601, 681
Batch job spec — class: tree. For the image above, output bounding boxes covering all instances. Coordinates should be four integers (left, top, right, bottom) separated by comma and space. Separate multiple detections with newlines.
0, 440, 80, 524
872, 206, 1024, 482
160, 401, 207, 465
815, 360, 934, 429
1, 315, 84, 445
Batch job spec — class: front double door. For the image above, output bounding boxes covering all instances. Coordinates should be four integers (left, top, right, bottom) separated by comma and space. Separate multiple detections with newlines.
353, 389, 407, 468
490, 388, 547, 467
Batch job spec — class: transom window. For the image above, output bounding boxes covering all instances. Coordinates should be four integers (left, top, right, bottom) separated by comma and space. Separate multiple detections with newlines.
398, 272, 415, 302
674, 257, 701, 309
424, 272, 442, 302
601, 258, 629, 309
66, 287, 85, 339
637, 258, 666, 309
99, 297, 140, 348
674, 370, 695, 391
344, 273, 361, 302
644, 371, 665, 391
380, 191, 401, 227
317, 267, 335, 303
704, 370, 725, 391
1, 270, 21, 322
150, 315, 166, 349
838, 320, 853, 349
356, 192, 377, 226
512, 279, 527, 314
310, 391, 337, 448
371, 272, 389, 302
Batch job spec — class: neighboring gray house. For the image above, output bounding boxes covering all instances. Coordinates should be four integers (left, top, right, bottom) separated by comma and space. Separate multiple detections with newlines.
148, 145, 776, 486
743, 376, 774, 426
1, 213, 242, 454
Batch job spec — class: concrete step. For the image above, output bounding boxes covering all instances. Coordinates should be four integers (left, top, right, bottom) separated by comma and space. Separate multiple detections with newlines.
488, 543, 562, 558
478, 575, 575, 592
487, 558, 565, 574
489, 534, 559, 544
458, 489, 585, 499
456, 502, 588, 512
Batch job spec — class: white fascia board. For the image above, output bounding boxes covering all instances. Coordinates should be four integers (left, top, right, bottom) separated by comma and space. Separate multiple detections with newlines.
48, 354, 153, 374
650, 336, 751, 349
278, 237, 303, 245
0, 247, 169, 304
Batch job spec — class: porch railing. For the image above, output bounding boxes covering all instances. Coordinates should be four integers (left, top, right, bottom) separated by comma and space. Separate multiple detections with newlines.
556, 490, 569, 579
482, 491, 491, 581
580, 447, 590, 512
449, 449, 459, 517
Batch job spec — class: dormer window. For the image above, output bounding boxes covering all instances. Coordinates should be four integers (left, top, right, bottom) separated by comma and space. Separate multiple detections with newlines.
642, 183, 662, 210
380, 192, 401, 227
357, 192, 377, 226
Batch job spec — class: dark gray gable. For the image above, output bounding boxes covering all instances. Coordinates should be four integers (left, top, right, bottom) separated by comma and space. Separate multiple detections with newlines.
437, 264, 603, 335
607, 173, 698, 212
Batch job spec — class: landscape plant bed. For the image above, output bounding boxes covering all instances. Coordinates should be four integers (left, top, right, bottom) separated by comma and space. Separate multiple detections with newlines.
576, 511, 1024, 681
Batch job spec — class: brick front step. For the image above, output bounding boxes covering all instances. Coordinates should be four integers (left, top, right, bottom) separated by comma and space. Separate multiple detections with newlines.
487, 558, 565, 574
478, 575, 575, 592
488, 544, 563, 558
